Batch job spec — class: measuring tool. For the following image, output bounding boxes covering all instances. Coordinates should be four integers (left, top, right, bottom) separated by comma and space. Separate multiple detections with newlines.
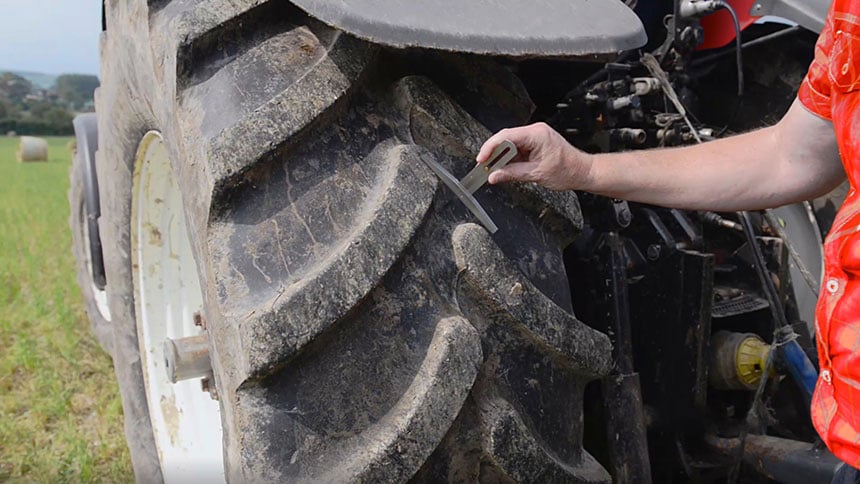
419, 140, 518, 234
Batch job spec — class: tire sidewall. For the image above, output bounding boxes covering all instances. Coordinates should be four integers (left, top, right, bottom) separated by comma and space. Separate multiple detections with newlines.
69, 151, 114, 355
95, 21, 165, 478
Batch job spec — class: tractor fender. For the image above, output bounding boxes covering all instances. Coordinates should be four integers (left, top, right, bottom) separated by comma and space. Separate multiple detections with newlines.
290, 0, 647, 57
751, 0, 830, 33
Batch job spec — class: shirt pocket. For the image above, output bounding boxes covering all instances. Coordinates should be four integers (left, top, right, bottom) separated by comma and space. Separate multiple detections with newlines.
839, 231, 860, 274
829, 29, 860, 92
811, 372, 837, 437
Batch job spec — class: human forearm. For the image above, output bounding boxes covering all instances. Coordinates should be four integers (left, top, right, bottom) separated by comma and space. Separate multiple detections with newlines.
584, 100, 844, 211
585, 128, 786, 211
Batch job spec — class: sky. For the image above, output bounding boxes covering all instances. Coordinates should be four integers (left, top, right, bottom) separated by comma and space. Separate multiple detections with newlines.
0, 0, 101, 75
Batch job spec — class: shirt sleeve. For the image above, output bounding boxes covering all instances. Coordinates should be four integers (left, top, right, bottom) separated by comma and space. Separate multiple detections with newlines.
798, 4, 837, 120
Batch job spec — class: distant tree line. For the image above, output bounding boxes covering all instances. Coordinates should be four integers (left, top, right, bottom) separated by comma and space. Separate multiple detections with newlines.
0, 72, 98, 136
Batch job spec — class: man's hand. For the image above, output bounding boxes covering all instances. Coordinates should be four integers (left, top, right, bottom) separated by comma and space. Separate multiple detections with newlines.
475, 122, 594, 191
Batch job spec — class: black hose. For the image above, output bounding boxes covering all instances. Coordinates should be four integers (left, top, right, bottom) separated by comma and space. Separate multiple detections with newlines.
691, 25, 800, 68
716, 0, 745, 96
728, 211, 797, 482
739, 211, 789, 329
563, 50, 639, 99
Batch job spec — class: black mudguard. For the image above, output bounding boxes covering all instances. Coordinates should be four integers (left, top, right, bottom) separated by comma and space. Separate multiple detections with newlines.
290, 0, 647, 56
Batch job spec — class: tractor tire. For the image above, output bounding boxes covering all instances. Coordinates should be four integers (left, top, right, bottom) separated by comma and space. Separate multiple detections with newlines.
70, 113, 113, 355
96, 1, 612, 481
812, 181, 850, 238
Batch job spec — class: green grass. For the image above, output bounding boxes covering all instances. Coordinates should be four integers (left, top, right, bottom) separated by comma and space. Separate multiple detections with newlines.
0, 136, 132, 481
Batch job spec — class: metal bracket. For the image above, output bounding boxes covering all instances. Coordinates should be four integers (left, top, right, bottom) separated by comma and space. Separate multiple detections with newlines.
418, 140, 517, 234
460, 139, 517, 194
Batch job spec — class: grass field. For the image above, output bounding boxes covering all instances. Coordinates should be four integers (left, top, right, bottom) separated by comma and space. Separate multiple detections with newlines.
0, 136, 132, 481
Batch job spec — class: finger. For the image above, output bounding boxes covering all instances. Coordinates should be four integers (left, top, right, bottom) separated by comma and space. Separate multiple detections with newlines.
476, 129, 513, 163
488, 161, 538, 185
476, 121, 557, 163
476, 125, 539, 163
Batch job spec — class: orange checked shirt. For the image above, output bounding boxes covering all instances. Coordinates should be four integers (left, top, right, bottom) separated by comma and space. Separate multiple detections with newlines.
798, 0, 860, 469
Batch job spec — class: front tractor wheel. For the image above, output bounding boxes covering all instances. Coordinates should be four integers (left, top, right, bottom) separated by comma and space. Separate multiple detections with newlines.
70, 113, 112, 352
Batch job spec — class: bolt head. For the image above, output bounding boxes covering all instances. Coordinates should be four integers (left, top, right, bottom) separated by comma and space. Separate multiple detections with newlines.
193, 312, 206, 329
617, 207, 632, 227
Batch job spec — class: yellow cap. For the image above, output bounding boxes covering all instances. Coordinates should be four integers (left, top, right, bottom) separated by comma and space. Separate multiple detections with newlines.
735, 335, 770, 389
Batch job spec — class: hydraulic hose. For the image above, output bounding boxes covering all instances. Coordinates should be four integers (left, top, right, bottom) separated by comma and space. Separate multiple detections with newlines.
715, 0, 745, 96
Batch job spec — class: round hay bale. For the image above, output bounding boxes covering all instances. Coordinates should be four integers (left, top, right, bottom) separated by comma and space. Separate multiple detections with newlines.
17, 136, 48, 162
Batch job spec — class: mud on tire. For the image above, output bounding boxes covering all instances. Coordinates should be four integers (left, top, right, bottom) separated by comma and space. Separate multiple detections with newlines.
95, 1, 614, 480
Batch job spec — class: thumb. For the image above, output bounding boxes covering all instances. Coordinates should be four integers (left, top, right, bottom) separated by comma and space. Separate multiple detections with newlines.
488, 162, 537, 185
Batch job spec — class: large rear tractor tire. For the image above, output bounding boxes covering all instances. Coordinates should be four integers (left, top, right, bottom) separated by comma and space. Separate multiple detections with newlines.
91, 1, 614, 481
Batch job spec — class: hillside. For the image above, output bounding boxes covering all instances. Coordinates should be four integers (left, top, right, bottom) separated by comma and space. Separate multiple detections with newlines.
0, 71, 98, 135
1, 70, 58, 90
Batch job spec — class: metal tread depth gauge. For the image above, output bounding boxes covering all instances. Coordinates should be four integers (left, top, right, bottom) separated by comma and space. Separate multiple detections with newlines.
419, 140, 518, 234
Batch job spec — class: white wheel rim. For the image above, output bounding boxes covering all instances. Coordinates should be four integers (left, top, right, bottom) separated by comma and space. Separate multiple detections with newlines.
131, 131, 225, 482
80, 200, 111, 320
